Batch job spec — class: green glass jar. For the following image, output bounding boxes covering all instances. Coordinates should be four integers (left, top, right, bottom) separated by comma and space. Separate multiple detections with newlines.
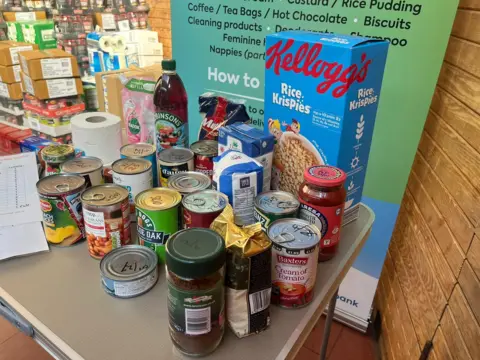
165, 228, 226, 357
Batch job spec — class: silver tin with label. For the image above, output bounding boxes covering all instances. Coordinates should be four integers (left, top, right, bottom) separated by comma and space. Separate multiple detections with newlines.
100, 245, 158, 298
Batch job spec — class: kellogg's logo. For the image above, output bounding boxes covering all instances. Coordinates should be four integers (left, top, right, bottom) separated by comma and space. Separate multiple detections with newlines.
265, 39, 372, 98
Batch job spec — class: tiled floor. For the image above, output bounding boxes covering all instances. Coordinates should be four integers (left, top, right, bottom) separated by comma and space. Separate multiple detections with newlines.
0, 315, 375, 359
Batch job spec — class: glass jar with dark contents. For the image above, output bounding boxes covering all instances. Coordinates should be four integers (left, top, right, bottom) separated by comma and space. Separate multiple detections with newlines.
166, 228, 226, 356
298, 165, 346, 262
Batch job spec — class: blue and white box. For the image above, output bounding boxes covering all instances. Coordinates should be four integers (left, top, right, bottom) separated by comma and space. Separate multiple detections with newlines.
218, 123, 274, 192
213, 150, 264, 226
264, 31, 388, 222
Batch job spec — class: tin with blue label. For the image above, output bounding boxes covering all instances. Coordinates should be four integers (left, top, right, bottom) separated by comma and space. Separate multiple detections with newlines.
120, 143, 158, 187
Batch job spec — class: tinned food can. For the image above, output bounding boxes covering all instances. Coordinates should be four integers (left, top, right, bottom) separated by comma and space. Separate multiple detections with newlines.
167, 171, 212, 197
120, 142, 158, 187
81, 185, 131, 259
182, 190, 228, 229
158, 148, 194, 187
191, 140, 218, 179
42, 144, 75, 176
36, 174, 86, 246
100, 245, 158, 298
268, 218, 320, 308
112, 158, 153, 222
135, 188, 182, 264
254, 191, 300, 232
61, 156, 104, 188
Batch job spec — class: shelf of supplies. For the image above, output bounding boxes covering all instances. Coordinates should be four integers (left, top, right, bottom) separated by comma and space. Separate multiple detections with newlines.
25, 116, 71, 137
0, 105, 24, 116
0, 119, 28, 130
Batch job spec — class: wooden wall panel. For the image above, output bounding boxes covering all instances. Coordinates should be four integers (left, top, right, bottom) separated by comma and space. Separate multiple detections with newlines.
147, 0, 172, 58
377, 1, 480, 359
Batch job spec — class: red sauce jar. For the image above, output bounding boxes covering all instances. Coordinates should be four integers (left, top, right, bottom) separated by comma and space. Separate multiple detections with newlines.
298, 165, 347, 262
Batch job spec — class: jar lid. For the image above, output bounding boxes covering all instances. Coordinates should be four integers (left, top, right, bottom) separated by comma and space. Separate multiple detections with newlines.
166, 228, 225, 279
304, 165, 346, 187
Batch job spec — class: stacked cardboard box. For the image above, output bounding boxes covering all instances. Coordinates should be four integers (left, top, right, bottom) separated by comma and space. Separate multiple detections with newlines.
0, 41, 37, 101
19, 49, 85, 143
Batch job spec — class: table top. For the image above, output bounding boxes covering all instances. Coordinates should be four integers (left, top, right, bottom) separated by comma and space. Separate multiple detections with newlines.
0, 204, 374, 360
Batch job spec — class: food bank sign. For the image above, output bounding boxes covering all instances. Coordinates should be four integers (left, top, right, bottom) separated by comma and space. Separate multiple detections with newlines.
171, 0, 459, 330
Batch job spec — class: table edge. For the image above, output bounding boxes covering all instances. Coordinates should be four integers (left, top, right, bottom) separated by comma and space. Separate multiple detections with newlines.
278, 204, 375, 360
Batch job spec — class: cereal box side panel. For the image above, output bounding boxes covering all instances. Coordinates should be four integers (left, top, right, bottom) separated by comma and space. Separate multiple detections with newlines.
338, 42, 389, 215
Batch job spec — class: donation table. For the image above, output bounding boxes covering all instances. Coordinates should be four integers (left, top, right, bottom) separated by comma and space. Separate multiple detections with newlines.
0, 204, 374, 360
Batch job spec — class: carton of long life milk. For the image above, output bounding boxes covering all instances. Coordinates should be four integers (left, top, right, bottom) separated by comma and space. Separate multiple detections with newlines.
264, 31, 389, 223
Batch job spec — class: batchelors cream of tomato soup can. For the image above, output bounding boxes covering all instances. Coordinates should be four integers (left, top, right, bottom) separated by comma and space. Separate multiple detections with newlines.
61, 156, 104, 188
182, 190, 229, 229
158, 148, 194, 187
268, 218, 320, 308
254, 191, 300, 232
42, 144, 75, 176
100, 245, 158, 298
135, 188, 182, 264
36, 174, 86, 246
81, 185, 131, 259
191, 140, 218, 179
120, 143, 158, 187
167, 171, 212, 196
112, 158, 153, 222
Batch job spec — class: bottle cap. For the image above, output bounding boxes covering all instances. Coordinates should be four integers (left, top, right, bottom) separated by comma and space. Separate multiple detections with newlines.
162, 59, 176, 71
304, 165, 347, 187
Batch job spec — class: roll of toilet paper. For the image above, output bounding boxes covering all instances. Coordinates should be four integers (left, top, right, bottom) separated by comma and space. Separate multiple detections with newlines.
111, 35, 126, 53
71, 112, 122, 165
99, 36, 114, 53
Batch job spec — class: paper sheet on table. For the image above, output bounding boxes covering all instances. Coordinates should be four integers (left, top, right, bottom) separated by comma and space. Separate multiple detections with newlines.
0, 152, 42, 226
0, 222, 49, 260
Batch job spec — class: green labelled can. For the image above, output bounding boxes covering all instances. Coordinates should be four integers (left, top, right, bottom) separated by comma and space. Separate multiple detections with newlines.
36, 174, 86, 246
253, 191, 300, 232
135, 188, 182, 264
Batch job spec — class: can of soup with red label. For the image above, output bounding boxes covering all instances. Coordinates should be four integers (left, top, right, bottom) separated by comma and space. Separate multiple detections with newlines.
191, 140, 217, 180
268, 218, 320, 308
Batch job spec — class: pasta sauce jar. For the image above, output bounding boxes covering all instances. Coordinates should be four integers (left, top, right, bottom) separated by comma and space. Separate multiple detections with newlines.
298, 165, 346, 262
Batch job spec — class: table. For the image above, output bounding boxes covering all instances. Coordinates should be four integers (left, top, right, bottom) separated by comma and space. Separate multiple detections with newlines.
0, 204, 374, 360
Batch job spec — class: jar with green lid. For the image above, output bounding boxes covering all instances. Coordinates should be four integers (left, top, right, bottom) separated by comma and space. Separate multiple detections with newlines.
165, 228, 226, 356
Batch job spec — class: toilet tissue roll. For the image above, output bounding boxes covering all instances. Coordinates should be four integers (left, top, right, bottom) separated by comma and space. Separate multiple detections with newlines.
71, 112, 122, 165
99, 36, 114, 53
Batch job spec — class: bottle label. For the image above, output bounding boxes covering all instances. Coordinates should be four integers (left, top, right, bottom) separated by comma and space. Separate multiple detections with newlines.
298, 201, 344, 248
155, 111, 188, 155
167, 278, 224, 336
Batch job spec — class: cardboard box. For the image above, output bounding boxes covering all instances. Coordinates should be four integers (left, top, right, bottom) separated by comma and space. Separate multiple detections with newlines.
94, 13, 118, 31
19, 49, 79, 80
0, 64, 21, 83
3, 11, 47, 22
264, 32, 388, 223
103, 65, 162, 123
21, 72, 83, 99
0, 81, 23, 100
126, 42, 163, 56
115, 30, 158, 44
94, 68, 131, 112
0, 41, 38, 66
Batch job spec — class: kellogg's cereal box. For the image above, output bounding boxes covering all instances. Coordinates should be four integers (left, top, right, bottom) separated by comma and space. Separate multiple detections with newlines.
264, 31, 388, 223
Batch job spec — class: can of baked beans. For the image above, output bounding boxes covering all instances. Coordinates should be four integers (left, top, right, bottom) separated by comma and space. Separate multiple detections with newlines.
61, 156, 104, 188
167, 171, 212, 196
182, 190, 229, 229
81, 184, 131, 259
268, 218, 320, 308
191, 140, 218, 179
254, 191, 300, 232
112, 158, 153, 222
120, 143, 158, 187
158, 148, 194, 187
